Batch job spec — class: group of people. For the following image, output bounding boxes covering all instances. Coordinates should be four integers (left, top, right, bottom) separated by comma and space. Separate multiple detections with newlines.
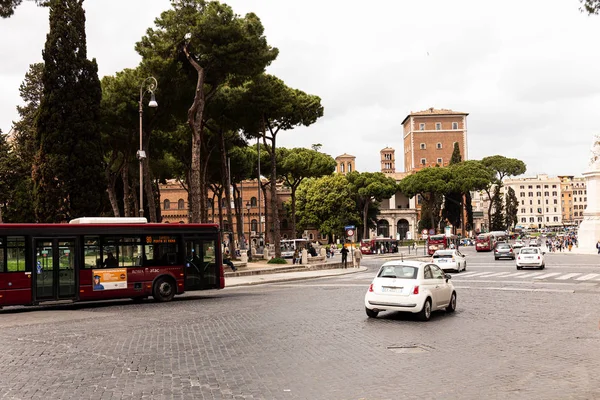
546, 237, 577, 252
339, 245, 362, 269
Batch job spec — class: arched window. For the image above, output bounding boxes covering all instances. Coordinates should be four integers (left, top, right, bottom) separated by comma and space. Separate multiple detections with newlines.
251, 219, 258, 232
177, 199, 185, 209
347, 163, 352, 172
250, 197, 257, 207
309, 233, 314, 240
340, 163, 345, 173
377, 219, 389, 238
163, 199, 170, 210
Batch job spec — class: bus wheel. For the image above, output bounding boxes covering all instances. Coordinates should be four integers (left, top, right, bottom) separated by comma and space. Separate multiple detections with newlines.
153, 276, 175, 302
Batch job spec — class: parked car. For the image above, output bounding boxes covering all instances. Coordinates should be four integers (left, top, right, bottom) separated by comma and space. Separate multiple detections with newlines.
516, 247, 545, 270
494, 243, 515, 260
364, 261, 456, 321
431, 249, 466, 272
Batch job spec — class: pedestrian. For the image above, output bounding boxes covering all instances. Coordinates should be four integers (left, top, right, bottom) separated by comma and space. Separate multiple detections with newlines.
353, 246, 362, 268
330, 244, 336, 257
223, 249, 237, 272
293, 248, 299, 265
340, 245, 349, 268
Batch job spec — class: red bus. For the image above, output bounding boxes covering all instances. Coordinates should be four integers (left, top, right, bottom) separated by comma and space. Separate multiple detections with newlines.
360, 238, 398, 254
0, 218, 224, 308
427, 234, 458, 255
475, 233, 496, 252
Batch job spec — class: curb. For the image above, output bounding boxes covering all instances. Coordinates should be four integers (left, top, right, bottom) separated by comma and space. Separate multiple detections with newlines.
225, 266, 368, 287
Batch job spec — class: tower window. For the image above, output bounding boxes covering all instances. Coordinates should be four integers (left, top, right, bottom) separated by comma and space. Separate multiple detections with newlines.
436, 143, 442, 149
421, 158, 426, 165
420, 143, 426, 150
452, 122, 458, 129
435, 123, 441, 130
419, 123, 425, 130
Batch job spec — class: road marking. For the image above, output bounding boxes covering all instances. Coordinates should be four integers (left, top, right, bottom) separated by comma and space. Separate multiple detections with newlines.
502, 272, 530, 278
463, 272, 499, 278
516, 272, 544, 279
455, 271, 480, 277
455, 286, 574, 293
490, 272, 519, 277
575, 273, 600, 281
555, 273, 582, 280
533, 272, 561, 280
480, 272, 514, 277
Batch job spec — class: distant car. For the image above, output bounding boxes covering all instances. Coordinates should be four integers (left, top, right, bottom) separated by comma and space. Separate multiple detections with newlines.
494, 243, 515, 260
513, 241, 524, 249
528, 240, 540, 247
364, 261, 456, 321
431, 249, 466, 272
516, 247, 545, 270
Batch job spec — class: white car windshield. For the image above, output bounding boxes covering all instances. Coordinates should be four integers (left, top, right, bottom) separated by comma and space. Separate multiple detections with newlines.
520, 248, 539, 255
377, 265, 418, 279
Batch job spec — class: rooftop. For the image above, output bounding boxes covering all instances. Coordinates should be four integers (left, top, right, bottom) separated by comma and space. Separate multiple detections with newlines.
401, 107, 469, 124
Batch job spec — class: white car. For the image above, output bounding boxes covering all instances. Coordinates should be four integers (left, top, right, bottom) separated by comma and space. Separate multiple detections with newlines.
431, 249, 466, 272
364, 261, 456, 321
513, 241, 524, 249
516, 247, 545, 270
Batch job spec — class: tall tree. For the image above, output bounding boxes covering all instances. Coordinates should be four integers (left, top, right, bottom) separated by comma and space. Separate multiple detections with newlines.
398, 167, 452, 232
490, 186, 505, 231
504, 186, 519, 230
33, 0, 105, 222
346, 171, 397, 240
296, 174, 360, 240
279, 147, 336, 238
443, 143, 463, 232
136, 0, 278, 223
245, 74, 324, 257
481, 155, 526, 229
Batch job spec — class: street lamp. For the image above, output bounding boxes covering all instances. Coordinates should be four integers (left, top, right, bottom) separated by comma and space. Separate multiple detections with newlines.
246, 202, 251, 251
138, 77, 158, 218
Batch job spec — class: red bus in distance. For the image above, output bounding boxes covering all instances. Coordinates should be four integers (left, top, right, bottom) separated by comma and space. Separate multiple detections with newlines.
427, 234, 458, 255
476, 233, 496, 252
0, 217, 224, 309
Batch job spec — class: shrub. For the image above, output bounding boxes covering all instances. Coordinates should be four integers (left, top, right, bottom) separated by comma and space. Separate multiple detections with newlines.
268, 257, 288, 264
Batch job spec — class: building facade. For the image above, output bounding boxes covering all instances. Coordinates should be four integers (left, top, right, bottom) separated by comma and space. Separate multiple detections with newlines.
335, 153, 355, 175
560, 176, 587, 225
401, 108, 469, 172
504, 174, 563, 229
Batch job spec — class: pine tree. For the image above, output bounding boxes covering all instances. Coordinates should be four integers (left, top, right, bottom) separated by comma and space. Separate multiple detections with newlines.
490, 186, 505, 231
443, 143, 463, 232
504, 187, 519, 230
33, 0, 105, 222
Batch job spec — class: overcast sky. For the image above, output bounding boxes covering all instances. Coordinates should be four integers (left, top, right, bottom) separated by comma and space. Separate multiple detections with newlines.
1, 0, 599, 178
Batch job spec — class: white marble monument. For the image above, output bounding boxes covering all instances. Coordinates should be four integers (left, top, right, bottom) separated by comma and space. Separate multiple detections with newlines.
576, 139, 600, 253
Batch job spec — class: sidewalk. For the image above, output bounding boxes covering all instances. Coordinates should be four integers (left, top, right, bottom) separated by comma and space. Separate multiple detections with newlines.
224, 250, 429, 287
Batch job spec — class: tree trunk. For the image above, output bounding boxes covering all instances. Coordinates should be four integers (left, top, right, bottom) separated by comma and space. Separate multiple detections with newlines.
232, 183, 245, 249
219, 129, 235, 249
362, 199, 370, 240
290, 188, 297, 239
121, 163, 133, 217
261, 182, 270, 244
143, 157, 157, 222
266, 134, 281, 258
485, 188, 493, 230
105, 153, 121, 217
183, 45, 206, 224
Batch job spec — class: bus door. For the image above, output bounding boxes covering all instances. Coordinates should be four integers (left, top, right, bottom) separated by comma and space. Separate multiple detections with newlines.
183, 236, 220, 291
33, 238, 77, 302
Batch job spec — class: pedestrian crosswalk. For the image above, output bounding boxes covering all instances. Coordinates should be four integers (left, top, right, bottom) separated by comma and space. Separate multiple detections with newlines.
454, 270, 600, 282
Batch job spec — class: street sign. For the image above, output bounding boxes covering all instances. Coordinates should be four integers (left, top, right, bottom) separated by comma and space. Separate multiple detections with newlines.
428, 229, 435, 235
421, 229, 428, 235
346, 229, 355, 237
345, 225, 355, 230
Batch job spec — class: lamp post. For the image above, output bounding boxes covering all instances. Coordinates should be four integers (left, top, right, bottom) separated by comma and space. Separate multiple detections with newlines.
138, 77, 158, 218
246, 202, 251, 251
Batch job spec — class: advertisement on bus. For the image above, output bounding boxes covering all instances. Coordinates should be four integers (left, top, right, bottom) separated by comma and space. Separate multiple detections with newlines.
92, 268, 128, 291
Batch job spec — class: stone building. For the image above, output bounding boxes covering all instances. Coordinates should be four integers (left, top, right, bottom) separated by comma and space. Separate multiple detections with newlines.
503, 174, 563, 229
559, 176, 587, 225
401, 108, 469, 172
335, 153, 356, 175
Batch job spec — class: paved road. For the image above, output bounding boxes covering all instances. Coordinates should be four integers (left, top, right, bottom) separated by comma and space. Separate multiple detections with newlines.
1, 247, 600, 399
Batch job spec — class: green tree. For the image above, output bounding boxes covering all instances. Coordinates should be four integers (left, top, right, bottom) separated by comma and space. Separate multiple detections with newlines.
481, 155, 526, 229
490, 186, 505, 231
443, 143, 463, 232
33, 0, 105, 222
296, 174, 360, 239
244, 74, 324, 256
398, 167, 452, 232
346, 171, 397, 239
580, 0, 600, 14
0, 0, 45, 18
136, 0, 278, 223
279, 147, 336, 238
504, 186, 519, 230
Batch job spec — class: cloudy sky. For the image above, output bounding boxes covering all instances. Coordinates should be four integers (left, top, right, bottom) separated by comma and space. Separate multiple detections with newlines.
1, 0, 600, 178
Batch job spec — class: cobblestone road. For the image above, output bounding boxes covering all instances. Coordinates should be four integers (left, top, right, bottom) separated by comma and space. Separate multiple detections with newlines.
1, 248, 600, 399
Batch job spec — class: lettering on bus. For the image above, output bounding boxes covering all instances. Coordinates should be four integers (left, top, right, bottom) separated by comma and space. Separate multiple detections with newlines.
146, 235, 177, 244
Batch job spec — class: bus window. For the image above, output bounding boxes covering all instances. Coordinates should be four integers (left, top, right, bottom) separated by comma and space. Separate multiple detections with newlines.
102, 237, 141, 267
84, 236, 101, 268
144, 235, 179, 266
0, 237, 4, 272
7, 236, 26, 272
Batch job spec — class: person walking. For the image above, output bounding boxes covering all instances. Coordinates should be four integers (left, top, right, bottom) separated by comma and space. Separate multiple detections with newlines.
353, 246, 362, 268
340, 245, 349, 268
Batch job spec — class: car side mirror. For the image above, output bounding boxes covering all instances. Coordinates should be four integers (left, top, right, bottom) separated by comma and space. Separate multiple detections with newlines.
445, 274, 452, 280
